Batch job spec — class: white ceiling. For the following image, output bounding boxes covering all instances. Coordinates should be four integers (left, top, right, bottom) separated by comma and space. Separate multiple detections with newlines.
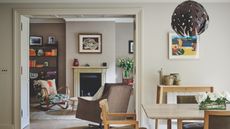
0, 0, 229, 3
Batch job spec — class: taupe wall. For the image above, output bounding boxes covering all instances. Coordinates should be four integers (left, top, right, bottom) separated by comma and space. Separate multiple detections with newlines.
30, 23, 66, 87
66, 21, 116, 95
115, 23, 134, 82
1, 3, 230, 129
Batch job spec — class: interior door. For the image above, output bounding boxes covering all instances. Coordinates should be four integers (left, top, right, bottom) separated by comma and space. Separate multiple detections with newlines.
20, 15, 30, 129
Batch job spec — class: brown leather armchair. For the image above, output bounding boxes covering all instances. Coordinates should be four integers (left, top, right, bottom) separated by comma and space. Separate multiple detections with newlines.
76, 83, 133, 127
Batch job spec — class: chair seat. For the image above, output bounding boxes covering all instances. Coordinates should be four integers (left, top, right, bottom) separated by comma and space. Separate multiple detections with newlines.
40, 94, 69, 104
183, 122, 203, 129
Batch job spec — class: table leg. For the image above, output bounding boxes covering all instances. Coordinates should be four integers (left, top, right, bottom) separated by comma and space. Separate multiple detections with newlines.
71, 100, 75, 111
155, 119, 158, 129
167, 119, 172, 129
177, 119, 183, 129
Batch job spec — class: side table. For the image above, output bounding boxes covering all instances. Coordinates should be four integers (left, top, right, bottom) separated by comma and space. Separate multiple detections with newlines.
69, 97, 78, 111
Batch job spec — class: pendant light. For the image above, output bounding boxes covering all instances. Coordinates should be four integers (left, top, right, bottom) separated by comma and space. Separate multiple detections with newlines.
171, 0, 209, 36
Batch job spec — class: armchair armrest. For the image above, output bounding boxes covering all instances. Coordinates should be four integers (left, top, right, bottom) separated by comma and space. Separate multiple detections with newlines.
57, 86, 70, 96
40, 87, 49, 102
108, 113, 136, 120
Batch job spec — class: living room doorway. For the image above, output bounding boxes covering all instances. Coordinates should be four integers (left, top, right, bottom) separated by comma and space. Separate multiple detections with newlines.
14, 8, 142, 129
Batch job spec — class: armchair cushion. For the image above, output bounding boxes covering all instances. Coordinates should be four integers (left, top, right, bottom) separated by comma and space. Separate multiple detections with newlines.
38, 79, 57, 95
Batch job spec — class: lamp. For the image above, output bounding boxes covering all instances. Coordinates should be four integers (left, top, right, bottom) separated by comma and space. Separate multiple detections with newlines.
171, 0, 209, 36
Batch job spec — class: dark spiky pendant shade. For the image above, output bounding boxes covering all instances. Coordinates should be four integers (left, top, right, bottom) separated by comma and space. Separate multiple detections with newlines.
171, 0, 209, 36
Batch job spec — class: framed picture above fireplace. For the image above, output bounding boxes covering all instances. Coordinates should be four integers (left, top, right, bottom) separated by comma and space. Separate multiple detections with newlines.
78, 33, 102, 54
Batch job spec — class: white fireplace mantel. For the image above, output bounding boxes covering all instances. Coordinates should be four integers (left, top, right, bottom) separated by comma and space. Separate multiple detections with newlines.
73, 66, 107, 97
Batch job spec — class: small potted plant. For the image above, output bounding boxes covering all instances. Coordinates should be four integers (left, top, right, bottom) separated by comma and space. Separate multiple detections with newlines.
117, 57, 134, 85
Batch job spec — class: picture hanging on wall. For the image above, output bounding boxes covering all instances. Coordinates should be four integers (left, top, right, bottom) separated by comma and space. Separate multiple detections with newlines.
78, 33, 102, 54
168, 32, 199, 59
30, 36, 43, 46
129, 40, 134, 54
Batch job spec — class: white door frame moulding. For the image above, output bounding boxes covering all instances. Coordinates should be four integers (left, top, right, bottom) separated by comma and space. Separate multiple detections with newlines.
13, 8, 142, 129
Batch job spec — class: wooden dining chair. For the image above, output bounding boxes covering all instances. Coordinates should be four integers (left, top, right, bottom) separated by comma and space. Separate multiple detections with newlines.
99, 99, 139, 129
177, 95, 203, 129
204, 110, 230, 129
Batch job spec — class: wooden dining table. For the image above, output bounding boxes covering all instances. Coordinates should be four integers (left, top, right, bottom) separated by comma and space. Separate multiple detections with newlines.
142, 104, 230, 129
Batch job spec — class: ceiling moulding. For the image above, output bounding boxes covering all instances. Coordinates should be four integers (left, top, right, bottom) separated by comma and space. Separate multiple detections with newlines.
63, 18, 134, 23
0, 0, 230, 3
30, 18, 65, 23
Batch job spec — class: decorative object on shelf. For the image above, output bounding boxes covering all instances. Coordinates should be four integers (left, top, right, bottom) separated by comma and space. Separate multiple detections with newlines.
170, 73, 181, 85
29, 72, 38, 79
73, 58, 79, 66
158, 68, 164, 85
163, 75, 175, 85
37, 49, 44, 56
128, 40, 134, 54
171, 0, 209, 36
29, 49, 36, 56
51, 49, 57, 56
78, 33, 102, 54
46, 71, 57, 78
85, 64, 90, 67
43, 61, 49, 67
117, 57, 134, 85
102, 62, 107, 67
29, 60, 36, 67
196, 92, 230, 110
169, 32, 199, 59
30, 36, 43, 45
48, 36, 56, 44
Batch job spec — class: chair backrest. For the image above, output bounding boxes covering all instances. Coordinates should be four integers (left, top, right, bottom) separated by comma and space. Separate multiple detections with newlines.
107, 85, 132, 113
177, 95, 197, 104
204, 111, 230, 129
101, 83, 124, 99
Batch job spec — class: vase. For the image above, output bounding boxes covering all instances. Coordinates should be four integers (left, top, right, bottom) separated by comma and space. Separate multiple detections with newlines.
122, 71, 133, 86
122, 78, 133, 86
199, 102, 226, 110
73, 59, 79, 66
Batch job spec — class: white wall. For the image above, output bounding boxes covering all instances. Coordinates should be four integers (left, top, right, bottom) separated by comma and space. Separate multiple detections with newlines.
66, 21, 116, 95
1, 3, 230, 129
115, 23, 134, 82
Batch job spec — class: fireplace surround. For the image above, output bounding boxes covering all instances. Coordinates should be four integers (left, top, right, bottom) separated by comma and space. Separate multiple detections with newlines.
73, 66, 107, 97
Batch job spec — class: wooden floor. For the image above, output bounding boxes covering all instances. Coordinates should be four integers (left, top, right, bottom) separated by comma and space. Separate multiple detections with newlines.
24, 119, 136, 129
24, 119, 100, 129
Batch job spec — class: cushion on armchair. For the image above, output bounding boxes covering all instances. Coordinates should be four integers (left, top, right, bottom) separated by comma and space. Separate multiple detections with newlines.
38, 79, 57, 94
39, 94, 69, 104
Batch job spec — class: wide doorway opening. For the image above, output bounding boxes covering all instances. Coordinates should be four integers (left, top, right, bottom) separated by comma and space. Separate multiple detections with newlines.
14, 8, 141, 129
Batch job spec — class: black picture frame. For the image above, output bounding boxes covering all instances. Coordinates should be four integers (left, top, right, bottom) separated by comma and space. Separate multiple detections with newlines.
129, 40, 134, 54
30, 36, 43, 46
78, 33, 102, 54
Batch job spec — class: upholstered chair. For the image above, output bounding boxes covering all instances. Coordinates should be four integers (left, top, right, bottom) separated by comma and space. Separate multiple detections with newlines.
177, 95, 203, 129
33, 79, 70, 110
76, 83, 132, 128
204, 110, 230, 129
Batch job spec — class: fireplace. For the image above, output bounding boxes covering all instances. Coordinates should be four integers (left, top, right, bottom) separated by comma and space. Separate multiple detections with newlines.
80, 73, 101, 96
73, 66, 107, 97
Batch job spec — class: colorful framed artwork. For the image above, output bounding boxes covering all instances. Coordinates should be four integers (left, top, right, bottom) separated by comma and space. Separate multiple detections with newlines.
168, 33, 199, 59
78, 33, 102, 54
129, 40, 134, 54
